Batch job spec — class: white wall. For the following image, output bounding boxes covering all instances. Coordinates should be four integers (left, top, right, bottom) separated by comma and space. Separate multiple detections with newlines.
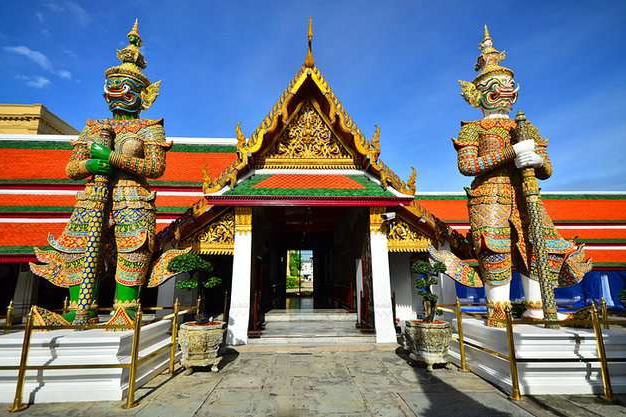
389, 253, 420, 328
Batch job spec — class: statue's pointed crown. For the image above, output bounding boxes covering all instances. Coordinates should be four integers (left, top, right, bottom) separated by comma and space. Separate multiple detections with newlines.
105, 18, 151, 86
472, 25, 513, 83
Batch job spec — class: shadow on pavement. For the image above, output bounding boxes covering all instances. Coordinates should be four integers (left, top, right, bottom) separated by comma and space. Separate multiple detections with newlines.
395, 346, 528, 417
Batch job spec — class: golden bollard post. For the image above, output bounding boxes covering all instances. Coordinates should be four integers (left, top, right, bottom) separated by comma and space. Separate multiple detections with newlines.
5, 300, 14, 334
600, 298, 609, 330
591, 304, 613, 401
169, 298, 180, 374
505, 305, 521, 401
62, 297, 69, 315
123, 304, 142, 409
455, 298, 468, 372
196, 295, 202, 316
9, 306, 34, 413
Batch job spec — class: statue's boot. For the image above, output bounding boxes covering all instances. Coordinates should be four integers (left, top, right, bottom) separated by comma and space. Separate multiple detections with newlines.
521, 275, 570, 321
105, 283, 141, 329
485, 282, 511, 328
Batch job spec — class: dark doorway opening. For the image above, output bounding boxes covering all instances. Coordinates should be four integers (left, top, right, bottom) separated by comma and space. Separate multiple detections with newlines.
251, 206, 368, 317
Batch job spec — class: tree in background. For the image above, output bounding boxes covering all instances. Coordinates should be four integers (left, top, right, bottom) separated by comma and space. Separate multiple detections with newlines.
288, 250, 302, 277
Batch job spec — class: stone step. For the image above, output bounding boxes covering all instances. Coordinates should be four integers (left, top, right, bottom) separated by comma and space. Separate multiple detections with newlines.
265, 309, 356, 322
249, 319, 374, 345
248, 335, 376, 345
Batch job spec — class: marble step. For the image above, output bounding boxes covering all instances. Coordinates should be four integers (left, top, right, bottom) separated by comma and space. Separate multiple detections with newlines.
249, 320, 374, 345
265, 309, 356, 322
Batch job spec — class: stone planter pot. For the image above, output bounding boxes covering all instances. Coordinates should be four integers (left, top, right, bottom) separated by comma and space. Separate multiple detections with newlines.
404, 320, 451, 371
178, 321, 226, 373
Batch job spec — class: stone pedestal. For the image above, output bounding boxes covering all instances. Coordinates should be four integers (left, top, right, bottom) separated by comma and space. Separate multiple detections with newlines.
404, 320, 451, 371
0, 319, 172, 403
179, 321, 226, 373
448, 317, 626, 395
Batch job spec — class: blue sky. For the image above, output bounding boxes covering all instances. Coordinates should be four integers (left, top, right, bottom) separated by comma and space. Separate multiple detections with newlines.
1, 1, 625, 191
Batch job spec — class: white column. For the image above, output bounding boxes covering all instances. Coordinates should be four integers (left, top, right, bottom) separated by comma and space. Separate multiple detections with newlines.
435, 241, 458, 305
12, 266, 38, 321
226, 207, 252, 346
355, 259, 363, 325
389, 253, 417, 326
369, 208, 396, 344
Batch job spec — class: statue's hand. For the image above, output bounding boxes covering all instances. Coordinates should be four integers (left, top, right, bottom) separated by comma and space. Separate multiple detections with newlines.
515, 151, 543, 169
512, 139, 535, 156
85, 159, 112, 175
90, 143, 111, 160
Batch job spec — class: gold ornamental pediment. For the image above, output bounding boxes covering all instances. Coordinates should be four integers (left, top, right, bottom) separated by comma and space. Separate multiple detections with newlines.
255, 100, 356, 169
387, 217, 431, 253
181, 209, 234, 255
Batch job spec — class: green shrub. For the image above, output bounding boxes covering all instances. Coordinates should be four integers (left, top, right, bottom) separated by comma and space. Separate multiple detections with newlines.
286, 275, 300, 289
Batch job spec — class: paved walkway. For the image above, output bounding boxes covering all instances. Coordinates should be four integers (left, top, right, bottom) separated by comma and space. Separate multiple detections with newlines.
1, 346, 625, 417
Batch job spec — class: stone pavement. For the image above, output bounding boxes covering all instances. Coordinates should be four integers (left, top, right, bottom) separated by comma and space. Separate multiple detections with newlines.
1, 345, 625, 417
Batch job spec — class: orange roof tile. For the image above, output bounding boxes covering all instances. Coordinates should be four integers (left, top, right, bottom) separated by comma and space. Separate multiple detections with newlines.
253, 174, 366, 189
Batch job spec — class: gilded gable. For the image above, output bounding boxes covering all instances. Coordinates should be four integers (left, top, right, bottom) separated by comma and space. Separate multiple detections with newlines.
255, 101, 355, 169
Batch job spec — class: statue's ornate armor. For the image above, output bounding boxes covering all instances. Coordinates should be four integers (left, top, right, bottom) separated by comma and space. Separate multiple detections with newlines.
65, 119, 169, 286
33, 119, 170, 311
454, 118, 582, 287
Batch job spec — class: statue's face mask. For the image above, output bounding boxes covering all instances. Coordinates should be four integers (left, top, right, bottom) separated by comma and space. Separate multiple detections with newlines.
476, 74, 519, 113
103, 75, 145, 115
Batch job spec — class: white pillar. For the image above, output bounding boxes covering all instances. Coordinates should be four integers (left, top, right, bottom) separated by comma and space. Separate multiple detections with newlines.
355, 259, 363, 325
226, 207, 252, 345
369, 208, 396, 344
12, 266, 38, 321
435, 241, 457, 305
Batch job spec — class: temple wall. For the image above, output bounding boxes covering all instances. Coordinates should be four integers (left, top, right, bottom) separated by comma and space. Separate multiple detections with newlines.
389, 253, 420, 327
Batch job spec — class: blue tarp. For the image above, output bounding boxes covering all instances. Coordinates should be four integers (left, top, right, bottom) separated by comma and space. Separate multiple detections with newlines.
454, 270, 626, 312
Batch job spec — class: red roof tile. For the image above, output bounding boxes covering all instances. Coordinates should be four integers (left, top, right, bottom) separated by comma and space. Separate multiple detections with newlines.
253, 174, 366, 189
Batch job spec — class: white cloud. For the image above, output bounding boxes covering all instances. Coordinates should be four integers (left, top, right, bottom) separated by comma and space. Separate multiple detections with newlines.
3, 45, 72, 80
57, 70, 71, 79
4, 45, 52, 71
36, 12, 44, 23
16, 75, 51, 88
64, 1, 90, 27
62, 49, 77, 58
43, 2, 64, 13
43, 1, 91, 28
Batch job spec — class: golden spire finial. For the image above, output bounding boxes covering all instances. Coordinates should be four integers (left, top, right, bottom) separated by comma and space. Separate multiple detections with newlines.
128, 18, 142, 47
304, 16, 314, 68
483, 24, 491, 42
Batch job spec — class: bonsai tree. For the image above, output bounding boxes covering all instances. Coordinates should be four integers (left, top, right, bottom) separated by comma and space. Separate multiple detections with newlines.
168, 252, 222, 324
412, 259, 446, 322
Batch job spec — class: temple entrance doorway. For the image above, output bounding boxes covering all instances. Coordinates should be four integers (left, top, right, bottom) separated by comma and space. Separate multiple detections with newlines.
248, 206, 373, 342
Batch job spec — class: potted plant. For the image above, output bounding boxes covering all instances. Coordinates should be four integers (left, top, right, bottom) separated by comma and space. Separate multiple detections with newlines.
168, 252, 225, 373
404, 259, 451, 371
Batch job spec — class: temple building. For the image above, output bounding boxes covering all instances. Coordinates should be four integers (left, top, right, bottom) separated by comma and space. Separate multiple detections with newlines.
1, 32, 625, 344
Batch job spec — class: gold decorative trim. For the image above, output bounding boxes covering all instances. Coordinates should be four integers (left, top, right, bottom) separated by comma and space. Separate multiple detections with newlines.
235, 207, 252, 234
255, 100, 357, 169
180, 209, 235, 255
525, 300, 543, 310
387, 217, 431, 253
113, 299, 139, 310
369, 207, 385, 234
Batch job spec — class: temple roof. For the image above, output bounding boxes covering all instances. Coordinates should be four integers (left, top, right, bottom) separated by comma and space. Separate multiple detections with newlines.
202, 57, 416, 199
